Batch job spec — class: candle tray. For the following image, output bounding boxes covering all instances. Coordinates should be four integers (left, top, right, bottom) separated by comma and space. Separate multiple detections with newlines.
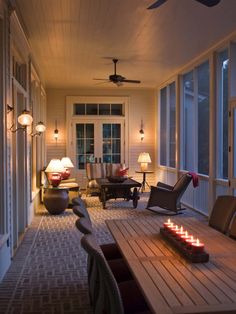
160, 228, 209, 263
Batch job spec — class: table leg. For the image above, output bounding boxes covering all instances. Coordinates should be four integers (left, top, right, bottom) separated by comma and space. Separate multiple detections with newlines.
101, 188, 107, 209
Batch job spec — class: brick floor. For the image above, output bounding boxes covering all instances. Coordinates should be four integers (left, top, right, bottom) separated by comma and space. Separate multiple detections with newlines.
0, 193, 206, 314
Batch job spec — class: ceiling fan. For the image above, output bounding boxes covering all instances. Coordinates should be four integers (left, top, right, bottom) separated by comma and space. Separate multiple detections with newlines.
147, 0, 221, 10
94, 59, 141, 86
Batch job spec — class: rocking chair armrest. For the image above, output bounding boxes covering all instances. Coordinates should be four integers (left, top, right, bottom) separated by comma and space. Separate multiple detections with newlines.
151, 185, 178, 196
156, 182, 174, 190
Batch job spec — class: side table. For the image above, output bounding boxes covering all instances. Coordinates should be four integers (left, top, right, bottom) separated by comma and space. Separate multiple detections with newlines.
135, 170, 154, 192
44, 187, 69, 215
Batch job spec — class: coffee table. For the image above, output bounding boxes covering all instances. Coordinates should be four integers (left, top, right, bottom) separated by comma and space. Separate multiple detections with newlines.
96, 178, 141, 209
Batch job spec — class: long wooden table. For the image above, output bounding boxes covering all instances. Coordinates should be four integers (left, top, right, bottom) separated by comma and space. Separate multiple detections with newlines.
106, 216, 236, 314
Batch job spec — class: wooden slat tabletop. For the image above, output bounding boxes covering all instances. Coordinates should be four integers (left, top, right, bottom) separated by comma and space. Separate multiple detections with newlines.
106, 216, 236, 314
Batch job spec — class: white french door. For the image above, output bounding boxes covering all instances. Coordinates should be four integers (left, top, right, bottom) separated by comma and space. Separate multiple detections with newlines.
71, 118, 125, 186
229, 101, 236, 191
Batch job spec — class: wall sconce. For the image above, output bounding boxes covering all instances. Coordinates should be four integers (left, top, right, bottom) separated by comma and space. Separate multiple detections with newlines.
139, 119, 144, 142
54, 120, 59, 141
9, 109, 33, 132
31, 121, 46, 137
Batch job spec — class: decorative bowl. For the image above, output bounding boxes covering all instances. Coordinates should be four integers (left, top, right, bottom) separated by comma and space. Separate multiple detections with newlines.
107, 176, 127, 183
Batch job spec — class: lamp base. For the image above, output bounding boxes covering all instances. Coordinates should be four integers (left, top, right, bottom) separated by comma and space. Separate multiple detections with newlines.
61, 168, 70, 180
140, 163, 148, 172
48, 173, 62, 187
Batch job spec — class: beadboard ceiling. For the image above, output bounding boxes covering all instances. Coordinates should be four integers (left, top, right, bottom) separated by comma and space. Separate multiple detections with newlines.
15, 0, 236, 89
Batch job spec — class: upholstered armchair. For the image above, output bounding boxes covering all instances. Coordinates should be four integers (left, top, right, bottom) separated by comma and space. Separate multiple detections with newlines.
146, 173, 193, 214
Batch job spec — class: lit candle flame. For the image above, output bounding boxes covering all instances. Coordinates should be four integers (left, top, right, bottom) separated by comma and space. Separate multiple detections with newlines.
180, 226, 183, 232
167, 219, 171, 224
185, 231, 188, 236
190, 236, 194, 241
196, 238, 199, 245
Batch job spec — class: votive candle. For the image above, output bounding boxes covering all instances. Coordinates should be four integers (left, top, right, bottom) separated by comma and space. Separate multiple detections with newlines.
191, 238, 204, 253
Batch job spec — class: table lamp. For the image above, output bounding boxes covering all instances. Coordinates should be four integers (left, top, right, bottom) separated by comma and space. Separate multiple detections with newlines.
45, 159, 65, 187
61, 157, 74, 179
138, 152, 151, 171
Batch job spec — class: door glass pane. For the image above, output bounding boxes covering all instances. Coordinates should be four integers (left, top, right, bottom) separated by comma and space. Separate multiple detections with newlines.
103, 124, 111, 138
183, 71, 194, 171
76, 124, 84, 138
112, 155, 120, 163
103, 123, 121, 163
86, 124, 94, 138
86, 104, 98, 115
111, 104, 122, 115
197, 61, 209, 175
103, 155, 112, 163
76, 123, 94, 169
112, 139, 120, 153
112, 124, 121, 138
77, 140, 84, 154
86, 139, 94, 154
99, 104, 110, 115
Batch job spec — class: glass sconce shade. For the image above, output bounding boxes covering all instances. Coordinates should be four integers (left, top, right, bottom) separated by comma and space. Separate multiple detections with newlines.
17, 110, 33, 126
35, 121, 46, 133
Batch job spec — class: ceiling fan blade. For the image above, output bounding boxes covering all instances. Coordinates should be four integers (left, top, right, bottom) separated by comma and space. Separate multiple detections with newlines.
195, 0, 221, 7
147, 0, 167, 10
121, 79, 141, 84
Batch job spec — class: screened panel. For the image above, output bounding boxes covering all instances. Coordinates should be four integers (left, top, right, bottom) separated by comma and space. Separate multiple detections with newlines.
183, 71, 194, 171
197, 61, 209, 175
169, 82, 176, 168
160, 87, 167, 166
217, 50, 228, 179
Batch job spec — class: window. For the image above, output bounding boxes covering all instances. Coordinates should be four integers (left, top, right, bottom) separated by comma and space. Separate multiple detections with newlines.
160, 82, 176, 168
216, 50, 228, 179
73, 103, 123, 116
182, 61, 210, 175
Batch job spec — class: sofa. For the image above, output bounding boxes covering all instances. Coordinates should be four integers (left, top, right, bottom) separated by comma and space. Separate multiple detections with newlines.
86, 162, 126, 195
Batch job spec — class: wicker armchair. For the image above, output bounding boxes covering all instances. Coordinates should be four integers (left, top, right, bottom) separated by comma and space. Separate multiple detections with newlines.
146, 173, 192, 214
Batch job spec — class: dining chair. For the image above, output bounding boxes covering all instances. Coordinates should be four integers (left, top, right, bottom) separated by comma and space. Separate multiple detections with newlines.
73, 203, 122, 260
81, 234, 150, 314
229, 215, 236, 239
76, 217, 132, 282
209, 195, 236, 234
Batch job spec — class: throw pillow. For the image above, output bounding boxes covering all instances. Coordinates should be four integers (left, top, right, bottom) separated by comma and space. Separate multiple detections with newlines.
116, 167, 129, 177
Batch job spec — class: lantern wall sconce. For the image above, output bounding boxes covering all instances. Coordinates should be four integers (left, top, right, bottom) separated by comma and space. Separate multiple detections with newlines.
8, 108, 33, 133
54, 120, 59, 141
31, 121, 46, 137
7, 104, 45, 136
139, 119, 144, 142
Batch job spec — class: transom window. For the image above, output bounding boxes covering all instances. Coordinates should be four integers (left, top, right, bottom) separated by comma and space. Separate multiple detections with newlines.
73, 103, 123, 116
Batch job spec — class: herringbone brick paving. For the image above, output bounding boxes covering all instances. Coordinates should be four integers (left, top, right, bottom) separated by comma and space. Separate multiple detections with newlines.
0, 193, 206, 314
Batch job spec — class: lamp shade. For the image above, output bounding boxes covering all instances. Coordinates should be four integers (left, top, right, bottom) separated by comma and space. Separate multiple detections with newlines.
138, 152, 151, 163
45, 159, 65, 173
61, 157, 74, 168
18, 110, 33, 126
35, 121, 46, 133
